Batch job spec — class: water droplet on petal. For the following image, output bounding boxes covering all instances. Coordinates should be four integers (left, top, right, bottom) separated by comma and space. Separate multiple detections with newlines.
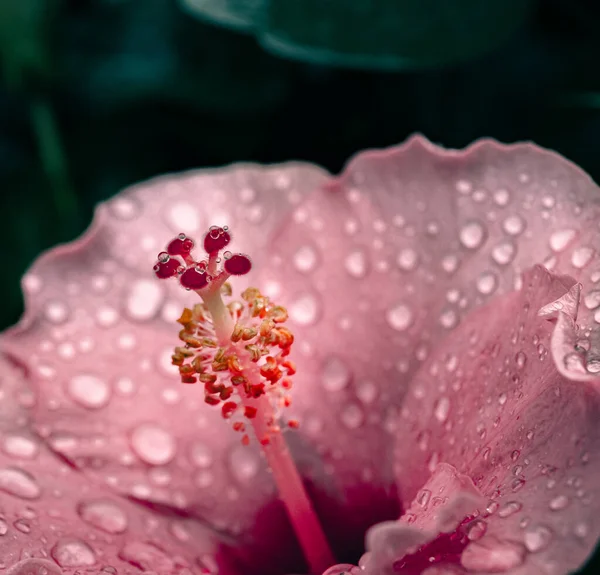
549, 229, 577, 252
397, 248, 419, 271
322, 356, 351, 391
0, 467, 41, 499
2, 435, 38, 459
13, 519, 30, 533
524, 525, 552, 552
460, 221, 486, 249
229, 444, 260, 483
288, 293, 320, 326
571, 247, 595, 269
584, 290, 600, 310
168, 202, 200, 232
45, 301, 69, 324
130, 424, 175, 466
467, 519, 488, 541
433, 397, 450, 423
386, 304, 413, 332
110, 196, 139, 220
345, 249, 368, 278
96, 306, 119, 327
477, 272, 498, 295
439, 309, 458, 329
340, 403, 365, 429
461, 538, 526, 571
492, 242, 516, 265
498, 501, 522, 518
51, 539, 96, 567
4, 559, 62, 575
78, 499, 128, 533
67, 375, 110, 409
126, 280, 164, 321
493, 189, 510, 206
0, 518, 7, 535
549, 495, 569, 511
293, 245, 318, 272
502, 215, 525, 236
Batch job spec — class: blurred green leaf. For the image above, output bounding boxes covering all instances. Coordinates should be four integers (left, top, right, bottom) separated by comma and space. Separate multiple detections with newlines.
0, 0, 62, 88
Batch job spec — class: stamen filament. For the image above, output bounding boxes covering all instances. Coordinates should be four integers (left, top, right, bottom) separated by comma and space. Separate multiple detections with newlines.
201, 287, 335, 575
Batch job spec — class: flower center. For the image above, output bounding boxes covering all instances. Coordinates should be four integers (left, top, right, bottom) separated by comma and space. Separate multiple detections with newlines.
154, 227, 335, 575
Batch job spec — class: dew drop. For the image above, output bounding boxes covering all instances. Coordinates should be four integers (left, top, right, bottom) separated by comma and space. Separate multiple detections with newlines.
119, 541, 174, 571
293, 245, 318, 273
511, 479, 525, 492
67, 374, 110, 409
229, 444, 260, 483
583, 290, 600, 310
168, 202, 200, 232
586, 358, 600, 374
130, 424, 176, 466
439, 309, 458, 329
574, 522, 589, 539
44, 301, 69, 324
13, 519, 30, 533
345, 249, 368, 278
467, 519, 488, 541
126, 280, 164, 321
110, 196, 139, 220
78, 499, 128, 533
492, 241, 516, 265
461, 538, 526, 571
493, 189, 510, 206
0, 467, 41, 499
357, 381, 378, 404
498, 392, 508, 406
189, 442, 213, 468
96, 306, 119, 327
322, 356, 351, 391
340, 403, 365, 429
524, 525, 552, 552
459, 221, 486, 250
498, 501, 522, 518
542, 195, 555, 209
397, 248, 419, 272
515, 352, 527, 369
441, 254, 459, 274
571, 247, 595, 269
502, 215, 525, 236
456, 180, 473, 194
549, 229, 577, 252
549, 494, 569, 511
433, 397, 450, 423
0, 518, 7, 535
476, 271, 498, 295
2, 435, 38, 459
288, 293, 320, 326
5, 559, 63, 575
417, 489, 431, 508
51, 539, 97, 567
386, 303, 413, 332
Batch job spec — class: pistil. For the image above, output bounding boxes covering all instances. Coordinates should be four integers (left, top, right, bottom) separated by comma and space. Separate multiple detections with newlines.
154, 228, 335, 575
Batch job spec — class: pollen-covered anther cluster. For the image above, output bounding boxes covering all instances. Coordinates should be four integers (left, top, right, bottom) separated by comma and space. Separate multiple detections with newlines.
171, 285, 299, 440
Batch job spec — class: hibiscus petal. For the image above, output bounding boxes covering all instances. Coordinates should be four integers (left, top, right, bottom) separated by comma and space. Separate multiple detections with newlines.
0, 163, 328, 574
392, 265, 600, 574
0, 355, 225, 574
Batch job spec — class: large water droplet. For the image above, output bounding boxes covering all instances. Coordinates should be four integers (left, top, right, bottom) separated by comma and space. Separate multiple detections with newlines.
386, 303, 413, 332
491, 242, 516, 265
229, 444, 260, 483
571, 247, 595, 269
126, 280, 164, 321
549, 494, 569, 511
167, 202, 200, 232
288, 293, 320, 326
345, 249, 368, 278
293, 245, 318, 273
130, 424, 176, 466
467, 519, 488, 541
524, 525, 552, 552
78, 499, 128, 533
51, 539, 96, 567
460, 221, 486, 249
2, 435, 38, 459
67, 374, 110, 409
461, 538, 526, 571
0, 467, 41, 499
477, 272, 498, 295
549, 229, 577, 252
322, 356, 351, 391
583, 290, 600, 310
502, 215, 525, 236
397, 248, 419, 272
498, 501, 522, 518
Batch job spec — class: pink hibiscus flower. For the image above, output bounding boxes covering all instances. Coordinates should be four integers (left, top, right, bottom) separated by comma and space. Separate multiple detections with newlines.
0, 135, 598, 575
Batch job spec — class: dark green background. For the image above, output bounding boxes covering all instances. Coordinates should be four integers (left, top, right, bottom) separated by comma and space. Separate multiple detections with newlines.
0, 1, 598, 572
